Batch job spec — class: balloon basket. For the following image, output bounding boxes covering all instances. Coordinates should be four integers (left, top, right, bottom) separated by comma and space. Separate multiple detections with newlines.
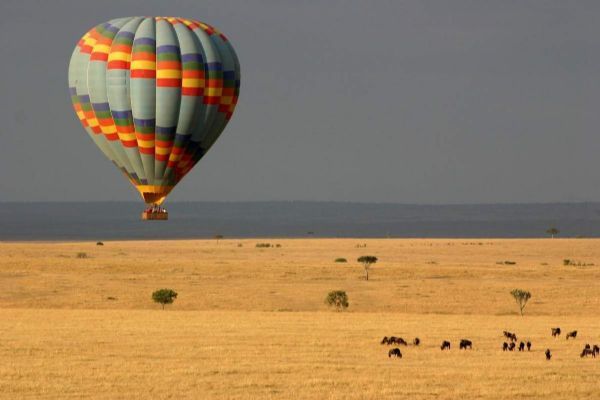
141, 209, 168, 221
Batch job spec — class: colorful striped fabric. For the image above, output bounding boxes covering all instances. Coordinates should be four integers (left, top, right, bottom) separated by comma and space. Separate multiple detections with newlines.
68, 17, 240, 205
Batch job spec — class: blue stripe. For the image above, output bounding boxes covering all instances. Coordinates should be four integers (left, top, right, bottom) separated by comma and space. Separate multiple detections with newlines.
133, 118, 155, 127
206, 62, 222, 71
157, 45, 180, 54
223, 71, 235, 80
111, 110, 133, 119
156, 126, 176, 135
116, 31, 135, 40
134, 37, 156, 46
181, 53, 203, 62
92, 102, 110, 111
78, 95, 91, 103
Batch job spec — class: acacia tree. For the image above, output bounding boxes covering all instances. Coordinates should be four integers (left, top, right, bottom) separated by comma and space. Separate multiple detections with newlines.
357, 256, 378, 281
214, 234, 224, 244
152, 289, 178, 310
510, 289, 531, 316
325, 290, 349, 311
546, 227, 559, 239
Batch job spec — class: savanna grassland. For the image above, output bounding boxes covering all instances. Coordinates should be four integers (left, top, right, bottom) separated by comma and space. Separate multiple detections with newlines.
1, 239, 600, 399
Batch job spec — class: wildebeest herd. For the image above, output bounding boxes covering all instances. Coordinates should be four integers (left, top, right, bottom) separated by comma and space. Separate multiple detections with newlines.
381, 327, 600, 361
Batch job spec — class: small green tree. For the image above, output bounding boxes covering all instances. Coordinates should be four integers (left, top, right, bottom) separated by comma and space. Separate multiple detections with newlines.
357, 255, 378, 281
546, 227, 559, 238
326, 290, 349, 311
510, 289, 531, 316
152, 289, 178, 310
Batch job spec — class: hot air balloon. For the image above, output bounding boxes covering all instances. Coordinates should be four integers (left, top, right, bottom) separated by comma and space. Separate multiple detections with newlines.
68, 17, 240, 220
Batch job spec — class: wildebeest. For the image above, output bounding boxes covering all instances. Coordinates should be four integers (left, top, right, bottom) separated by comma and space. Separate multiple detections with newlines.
545, 349, 552, 360
397, 337, 408, 346
381, 336, 389, 345
526, 341, 531, 351
566, 330, 578, 340
503, 331, 517, 342
387, 337, 408, 346
580, 348, 594, 358
389, 348, 402, 358
509, 342, 516, 351
584, 344, 591, 350
413, 337, 420, 346
441, 341, 451, 350
551, 327, 561, 337
502, 342, 509, 351
459, 339, 473, 350
593, 345, 600, 356
518, 342, 525, 352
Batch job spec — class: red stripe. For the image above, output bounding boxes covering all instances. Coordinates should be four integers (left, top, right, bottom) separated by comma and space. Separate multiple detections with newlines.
136, 133, 154, 141
206, 79, 222, 88
204, 97, 220, 105
171, 147, 184, 155
182, 87, 202, 96
182, 70, 204, 78
157, 61, 181, 69
111, 44, 131, 52
139, 147, 154, 155
91, 126, 102, 134
91, 52, 109, 62
131, 52, 156, 61
155, 154, 169, 161
105, 133, 119, 141
108, 60, 130, 69
155, 140, 173, 148
157, 78, 181, 87
116, 125, 134, 133
79, 45, 93, 54
122, 140, 137, 148
131, 70, 156, 78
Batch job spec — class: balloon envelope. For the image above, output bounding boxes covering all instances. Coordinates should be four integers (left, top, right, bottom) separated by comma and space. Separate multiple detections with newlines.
68, 17, 240, 204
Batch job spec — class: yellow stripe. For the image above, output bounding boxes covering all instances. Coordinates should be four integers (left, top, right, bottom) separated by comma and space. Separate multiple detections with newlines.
138, 140, 154, 148
88, 118, 99, 128
108, 51, 131, 62
100, 125, 117, 134
157, 69, 182, 79
93, 44, 111, 54
118, 133, 136, 141
156, 146, 171, 155
205, 87, 222, 96
131, 60, 156, 70
183, 78, 204, 88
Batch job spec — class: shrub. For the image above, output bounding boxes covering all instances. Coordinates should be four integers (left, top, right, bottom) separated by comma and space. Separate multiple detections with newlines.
152, 288, 178, 310
256, 243, 271, 248
326, 290, 349, 311
335, 258, 347, 263
96, 242, 104, 246
76, 252, 88, 259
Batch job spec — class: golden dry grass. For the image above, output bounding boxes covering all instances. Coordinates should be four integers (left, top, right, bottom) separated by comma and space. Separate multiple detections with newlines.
1, 239, 600, 399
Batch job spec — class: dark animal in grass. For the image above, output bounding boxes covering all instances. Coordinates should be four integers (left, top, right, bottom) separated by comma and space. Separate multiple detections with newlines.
381, 336, 389, 345
518, 342, 525, 352
526, 341, 531, 351
388, 348, 402, 358
503, 331, 517, 342
396, 337, 408, 346
387, 336, 398, 345
508, 342, 516, 351
566, 330, 578, 340
441, 341, 451, 350
413, 337, 420, 346
584, 344, 591, 350
581, 348, 594, 358
459, 339, 472, 350
502, 342, 509, 351
545, 349, 552, 360
593, 345, 600, 356
551, 327, 561, 337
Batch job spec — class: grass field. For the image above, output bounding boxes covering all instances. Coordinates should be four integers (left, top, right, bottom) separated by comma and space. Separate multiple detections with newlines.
1, 239, 600, 399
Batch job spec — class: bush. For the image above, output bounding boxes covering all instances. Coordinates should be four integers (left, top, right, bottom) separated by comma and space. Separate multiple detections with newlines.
96, 242, 104, 246
76, 252, 88, 259
326, 290, 349, 311
152, 288, 178, 310
256, 243, 271, 248
335, 258, 347, 263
